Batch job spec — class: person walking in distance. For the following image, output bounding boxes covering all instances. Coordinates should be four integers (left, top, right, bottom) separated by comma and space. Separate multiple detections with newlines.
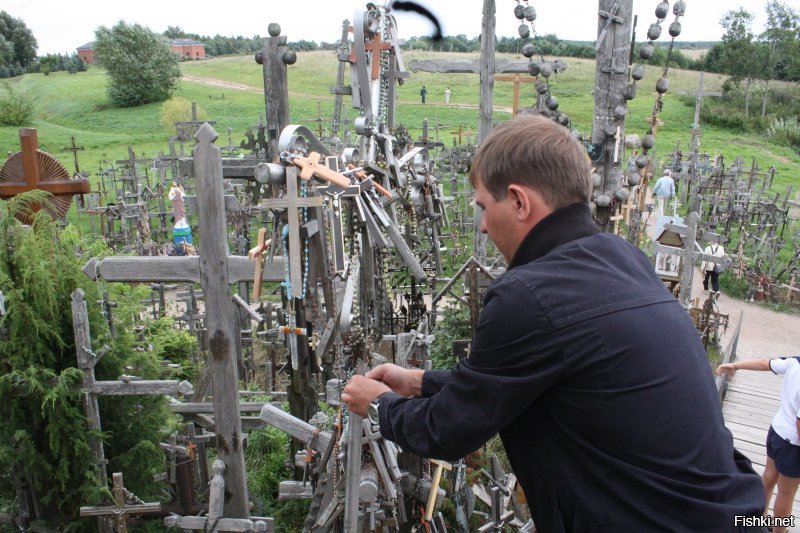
444, 86, 451, 104
652, 169, 676, 216
702, 240, 726, 295
420, 85, 427, 104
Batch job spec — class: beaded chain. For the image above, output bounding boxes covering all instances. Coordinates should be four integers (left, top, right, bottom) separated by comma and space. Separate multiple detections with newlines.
638, 2, 687, 181
514, 0, 571, 126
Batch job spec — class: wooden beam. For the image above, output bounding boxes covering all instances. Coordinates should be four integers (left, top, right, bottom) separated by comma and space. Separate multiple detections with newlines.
83, 256, 286, 284
258, 403, 332, 452
87, 380, 193, 396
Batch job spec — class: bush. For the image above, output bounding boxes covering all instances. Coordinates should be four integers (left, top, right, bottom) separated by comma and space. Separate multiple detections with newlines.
94, 21, 180, 107
767, 117, 800, 153
0, 81, 34, 126
159, 96, 207, 138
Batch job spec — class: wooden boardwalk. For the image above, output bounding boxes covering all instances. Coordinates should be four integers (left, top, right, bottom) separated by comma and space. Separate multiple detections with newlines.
722, 360, 800, 527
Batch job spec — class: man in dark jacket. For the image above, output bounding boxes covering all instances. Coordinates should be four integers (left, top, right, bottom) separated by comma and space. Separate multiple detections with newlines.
342, 115, 765, 531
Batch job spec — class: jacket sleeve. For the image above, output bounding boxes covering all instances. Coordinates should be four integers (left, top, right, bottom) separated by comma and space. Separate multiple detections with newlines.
378, 273, 565, 460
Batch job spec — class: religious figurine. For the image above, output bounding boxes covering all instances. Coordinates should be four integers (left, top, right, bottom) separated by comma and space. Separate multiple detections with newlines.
168, 181, 187, 225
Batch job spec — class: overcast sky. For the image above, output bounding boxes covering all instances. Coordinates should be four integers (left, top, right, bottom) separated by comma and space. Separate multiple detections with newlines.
5, 0, 774, 56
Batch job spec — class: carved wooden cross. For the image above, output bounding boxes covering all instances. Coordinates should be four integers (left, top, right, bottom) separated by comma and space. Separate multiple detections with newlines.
0, 129, 90, 222
83, 124, 281, 518
260, 166, 324, 300
80, 473, 161, 533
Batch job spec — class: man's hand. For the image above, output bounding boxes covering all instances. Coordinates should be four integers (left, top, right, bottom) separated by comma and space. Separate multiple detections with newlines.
366, 363, 425, 397
716, 363, 737, 378
341, 376, 391, 417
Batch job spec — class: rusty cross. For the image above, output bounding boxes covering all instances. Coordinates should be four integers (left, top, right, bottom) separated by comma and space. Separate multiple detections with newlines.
62, 135, 85, 175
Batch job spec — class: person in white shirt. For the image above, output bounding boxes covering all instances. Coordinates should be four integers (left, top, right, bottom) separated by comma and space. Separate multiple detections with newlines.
701, 241, 725, 294
651, 169, 676, 216
717, 357, 800, 533
444, 86, 451, 104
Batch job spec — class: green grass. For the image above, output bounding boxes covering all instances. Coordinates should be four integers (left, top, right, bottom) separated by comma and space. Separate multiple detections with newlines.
1, 50, 799, 217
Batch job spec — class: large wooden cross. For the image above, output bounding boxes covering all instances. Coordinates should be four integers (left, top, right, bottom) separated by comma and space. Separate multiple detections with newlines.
83, 124, 285, 518
0, 128, 90, 223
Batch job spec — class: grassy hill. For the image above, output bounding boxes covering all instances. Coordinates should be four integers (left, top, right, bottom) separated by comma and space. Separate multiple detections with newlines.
1, 50, 798, 198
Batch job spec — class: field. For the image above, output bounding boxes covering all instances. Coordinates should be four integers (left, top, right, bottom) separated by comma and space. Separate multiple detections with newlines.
1, 49, 798, 205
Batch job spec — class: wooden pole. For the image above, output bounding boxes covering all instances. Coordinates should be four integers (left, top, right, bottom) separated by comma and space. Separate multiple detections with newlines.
474, 0, 495, 263
71, 289, 108, 488
263, 30, 290, 156
590, 0, 633, 228
193, 123, 250, 517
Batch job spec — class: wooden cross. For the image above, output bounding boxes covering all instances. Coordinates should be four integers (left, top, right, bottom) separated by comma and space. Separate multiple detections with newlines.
80, 473, 161, 533
248, 228, 272, 300
595, 2, 622, 51
62, 135, 85, 175
348, 26, 393, 80
449, 124, 464, 145
72, 289, 195, 488
83, 124, 277, 518
260, 167, 324, 300
494, 75, 537, 118
0, 129, 90, 222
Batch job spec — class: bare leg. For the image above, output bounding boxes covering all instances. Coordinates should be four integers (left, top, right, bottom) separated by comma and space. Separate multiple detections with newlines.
763, 457, 779, 515
772, 473, 800, 533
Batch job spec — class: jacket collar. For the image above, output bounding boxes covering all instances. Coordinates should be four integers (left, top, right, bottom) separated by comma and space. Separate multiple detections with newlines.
508, 203, 600, 269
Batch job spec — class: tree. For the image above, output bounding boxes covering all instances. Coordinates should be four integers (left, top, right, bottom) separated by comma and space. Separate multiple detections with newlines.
163, 25, 186, 39
0, 11, 37, 68
94, 21, 181, 107
719, 8, 762, 118
758, 1, 800, 114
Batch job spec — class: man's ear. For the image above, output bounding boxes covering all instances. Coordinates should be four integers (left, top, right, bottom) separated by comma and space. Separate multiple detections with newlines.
507, 184, 533, 221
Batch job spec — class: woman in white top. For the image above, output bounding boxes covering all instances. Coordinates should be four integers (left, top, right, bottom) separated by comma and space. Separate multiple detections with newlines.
702, 242, 725, 294
717, 358, 800, 533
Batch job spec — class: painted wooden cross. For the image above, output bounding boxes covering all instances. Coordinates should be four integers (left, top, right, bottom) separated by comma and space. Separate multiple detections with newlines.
0, 128, 90, 223
494, 75, 537, 118
83, 124, 283, 518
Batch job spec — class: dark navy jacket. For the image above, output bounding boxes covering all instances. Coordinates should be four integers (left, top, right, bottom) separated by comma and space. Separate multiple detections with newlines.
378, 203, 764, 532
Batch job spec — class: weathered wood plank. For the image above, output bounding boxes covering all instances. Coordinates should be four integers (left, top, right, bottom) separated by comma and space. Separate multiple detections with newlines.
88, 380, 193, 396
279, 480, 313, 500
171, 402, 268, 414
84, 256, 285, 284
80, 503, 161, 516
258, 403, 332, 452
164, 515, 273, 532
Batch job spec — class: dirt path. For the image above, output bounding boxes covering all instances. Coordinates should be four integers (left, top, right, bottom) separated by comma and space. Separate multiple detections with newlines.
181, 75, 514, 113
694, 267, 800, 359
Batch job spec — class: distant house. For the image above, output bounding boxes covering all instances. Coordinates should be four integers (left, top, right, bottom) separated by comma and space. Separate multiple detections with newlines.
75, 38, 206, 64
76, 42, 95, 64
170, 38, 206, 60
